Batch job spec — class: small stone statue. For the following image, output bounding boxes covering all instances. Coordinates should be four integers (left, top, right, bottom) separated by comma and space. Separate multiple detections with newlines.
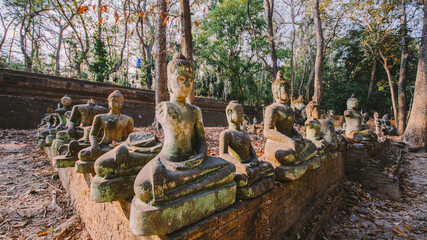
374, 111, 382, 136
38, 96, 72, 147
263, 71, 318, 181
344, 95, 377, 142
382, 113, 397, 136
305, 100, 338, 161
52, 100, 108, 168
75, 90, 134, 173
130, 54, 236, 236
220, 101, 274, 199
291, 95, 307, 125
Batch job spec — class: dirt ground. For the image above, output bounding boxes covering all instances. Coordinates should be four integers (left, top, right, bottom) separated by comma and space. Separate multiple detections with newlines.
0, 128, 425, 239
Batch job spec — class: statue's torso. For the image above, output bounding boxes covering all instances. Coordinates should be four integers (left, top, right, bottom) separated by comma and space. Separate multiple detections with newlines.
344, 109, 363, 133
79, 105, 108, 126
271, 103, 295, 137
226, 129, 252, 163
157, 102, 200, 161
98, 114, 132, 144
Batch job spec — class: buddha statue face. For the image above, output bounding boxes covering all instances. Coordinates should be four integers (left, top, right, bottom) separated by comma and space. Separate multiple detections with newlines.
226, 101, 244, 126
272, 71, 290, 103
61, 96, 72, 107
108, 90, 124, 114
346, 97, 359, 111
168, 54, 194, 101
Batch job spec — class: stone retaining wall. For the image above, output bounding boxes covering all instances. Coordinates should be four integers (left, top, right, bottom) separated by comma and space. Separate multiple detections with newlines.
52, 151, 344, 240
0, 69, 262, 129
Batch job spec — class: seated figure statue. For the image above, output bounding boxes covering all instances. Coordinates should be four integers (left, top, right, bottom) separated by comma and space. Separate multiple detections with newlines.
90, 131, 162, 203
37, 105, 56, 146
219, 101, 274, 200
374, 111, 382, 136
75, 90, 134, 173
344, 94, 377, 142
42, 96, 73, 147
263, 71, 318, 181
52, 100, 108, 167
130, 54, 236, 236
304, 100, 338, 162
291, 95, 307, 125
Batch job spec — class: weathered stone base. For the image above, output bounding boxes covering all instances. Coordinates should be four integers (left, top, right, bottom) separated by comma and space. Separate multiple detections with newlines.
274, 156, 320, 181
53, 155, 78, 168
91, 175, 137, 203
75, 160, 95, 174
51, 152, 344, 240
237, 176, 275, 200
130, 182, 237, 236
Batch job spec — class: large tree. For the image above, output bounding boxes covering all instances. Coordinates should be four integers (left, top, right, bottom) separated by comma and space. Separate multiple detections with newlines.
155, 0, 168, 113
180, 0, 195, 104
312, 0, 324, 104
398, 0, 408, 135
403, 0, 427, 146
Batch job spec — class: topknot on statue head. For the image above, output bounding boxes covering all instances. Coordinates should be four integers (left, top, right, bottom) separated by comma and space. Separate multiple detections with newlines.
167, 53, 191, 77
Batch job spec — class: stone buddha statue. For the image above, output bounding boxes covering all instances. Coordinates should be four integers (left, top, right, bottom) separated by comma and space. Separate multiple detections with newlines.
52, 100, 108, 168
305, 100, 338, 161
219, 101, 274, 200
291, 95, 307, 125
344, 95, 377, 142
130, 54, 236, 236
38, 96, 72, 147
75, 90, 134, 173
263, 71, 318, 181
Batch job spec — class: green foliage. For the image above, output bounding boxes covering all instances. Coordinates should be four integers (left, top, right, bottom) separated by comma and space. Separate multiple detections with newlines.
194, 0, 269, 104
89, 37, 110, 82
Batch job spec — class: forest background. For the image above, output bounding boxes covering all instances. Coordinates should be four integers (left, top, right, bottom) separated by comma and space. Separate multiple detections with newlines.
0, 0, 424, 128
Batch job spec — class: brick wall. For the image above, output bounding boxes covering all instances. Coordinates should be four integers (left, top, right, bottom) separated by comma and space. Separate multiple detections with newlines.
0, 69, 263, 129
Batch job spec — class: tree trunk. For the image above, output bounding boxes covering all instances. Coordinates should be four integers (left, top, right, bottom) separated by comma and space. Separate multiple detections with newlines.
54, 24, 65, 75
154, 0, 168, 127
290, 0, 296, 101
380, 51, 398, 124
366, 58, 377, 108
180, 0, 195, 104
398, 0, 408, 135
265, 0, 277, 77
298, 50, 307, 96
97, 0, 102, 41
403, 0, 427, 146
312, 0, 324, 104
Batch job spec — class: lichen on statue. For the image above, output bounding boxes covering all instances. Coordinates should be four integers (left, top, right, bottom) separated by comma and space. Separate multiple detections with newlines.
130, 53, 236, 236
344, 95, 377, 142
263, 71, 319, 181
219, 101, 274, 200
75, 90, 134, 173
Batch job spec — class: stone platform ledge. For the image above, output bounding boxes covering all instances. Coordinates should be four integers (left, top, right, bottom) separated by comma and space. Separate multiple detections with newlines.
52, 152, 344, 240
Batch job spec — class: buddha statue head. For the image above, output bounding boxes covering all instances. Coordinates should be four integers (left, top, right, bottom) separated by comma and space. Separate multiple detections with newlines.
346, 94, 359, 111
272, 70, 291, 104
167, 53, 194, 102
306, 100, 322, 120
61, 95, 72, 108
108, 90, 124, 114
226, 101, 244, 127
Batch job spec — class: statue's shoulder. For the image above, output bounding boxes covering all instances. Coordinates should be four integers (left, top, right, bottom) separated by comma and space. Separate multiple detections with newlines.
186, 103, 201, 113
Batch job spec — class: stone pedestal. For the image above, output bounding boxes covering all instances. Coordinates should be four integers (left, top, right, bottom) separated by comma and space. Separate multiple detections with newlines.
51, 152, 344, 240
